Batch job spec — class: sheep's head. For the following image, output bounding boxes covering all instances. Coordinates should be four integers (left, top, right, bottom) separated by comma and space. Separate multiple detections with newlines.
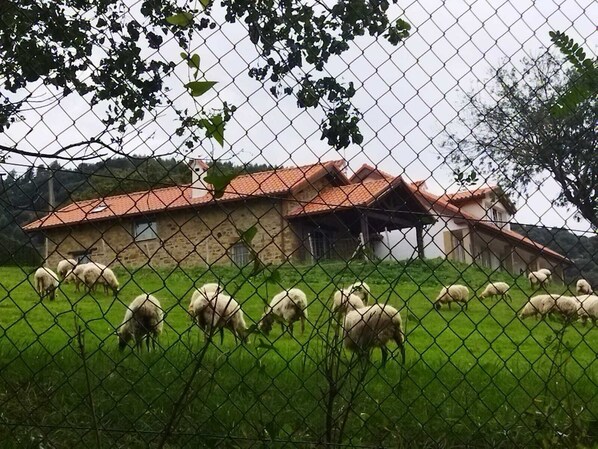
258, 311, 275, 336
433, 302, 441, 310
117, 330, 130, 350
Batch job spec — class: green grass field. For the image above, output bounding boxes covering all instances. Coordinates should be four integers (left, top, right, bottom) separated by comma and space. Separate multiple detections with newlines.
0, 259, 596, 448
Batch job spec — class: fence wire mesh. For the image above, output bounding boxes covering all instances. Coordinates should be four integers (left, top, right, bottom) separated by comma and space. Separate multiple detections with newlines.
0, 0, 597, 447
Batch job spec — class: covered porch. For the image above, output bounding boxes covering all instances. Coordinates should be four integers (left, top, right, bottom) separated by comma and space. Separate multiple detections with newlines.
286, 178, 435, 262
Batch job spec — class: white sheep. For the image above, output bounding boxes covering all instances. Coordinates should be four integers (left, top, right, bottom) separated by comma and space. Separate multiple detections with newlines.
189, 293, 247, 344
117, 294, 163, 350
528, 271, 549, 288
56, 259, 77, 279
63, 263, 90, 291
343, 304, 405, 363
434, 284, 470, 310
576, 279, 593, 295
519, 294, 558, 319
34, 267, 59, 301
83, 265, 119, 295
479, 282, 512, 301
346, 281, 372, 304
577, 295, 598, 325
259, 288, 309, 336
189, 283, 222, 307
332, 290, 365, 323
538, 268, 552, 279
551, 295, 579, 320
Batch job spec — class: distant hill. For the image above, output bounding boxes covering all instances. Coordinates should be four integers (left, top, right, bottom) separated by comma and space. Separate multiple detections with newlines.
0, 156, 273, 266
512, 223, 598, 285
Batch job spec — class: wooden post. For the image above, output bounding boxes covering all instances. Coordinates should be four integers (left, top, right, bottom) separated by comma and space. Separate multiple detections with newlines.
416, 224, 425, 259
360, 213, 370, 259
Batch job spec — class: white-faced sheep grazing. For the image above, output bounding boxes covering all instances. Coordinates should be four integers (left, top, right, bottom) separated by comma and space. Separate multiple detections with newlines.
117, 294, 163, 350
34, 267, 59, 301
551, 295, 579, 320
576, 279, 593, 295
63, 263, 92, 292
434, 285, 470, 310
519, 294, 558, 319
56, 259, 77, 279
83, 265, 119, 295
577, 295, 598, 325
189, 283, 222, 307
259, 288, 309, 336
189, 293, 247, 344
332, 290, 365, 323
345, 281, 372, 304
528, 271, 549, 289
479, 282, 512, 301
343, 304, 405, 363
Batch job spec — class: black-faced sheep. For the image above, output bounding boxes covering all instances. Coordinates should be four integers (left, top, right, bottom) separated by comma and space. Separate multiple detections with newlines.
117, 294, 163, 350
259, 288, 309, 336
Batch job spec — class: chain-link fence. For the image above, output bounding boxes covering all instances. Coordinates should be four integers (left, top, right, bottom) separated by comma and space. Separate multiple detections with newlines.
0, 0, 597, 447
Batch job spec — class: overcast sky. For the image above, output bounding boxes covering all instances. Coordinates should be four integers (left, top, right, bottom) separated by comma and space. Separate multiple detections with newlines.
1, 0, 596, 233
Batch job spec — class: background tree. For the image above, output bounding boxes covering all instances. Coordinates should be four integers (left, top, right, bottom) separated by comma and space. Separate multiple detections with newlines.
444, 51, 597, 228
0, 0, 410, 157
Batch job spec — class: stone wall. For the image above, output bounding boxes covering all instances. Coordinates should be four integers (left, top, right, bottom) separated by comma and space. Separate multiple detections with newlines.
44, 198, 299, 269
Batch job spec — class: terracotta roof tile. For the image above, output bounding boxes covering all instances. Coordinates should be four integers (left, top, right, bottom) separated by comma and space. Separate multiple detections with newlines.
24, 160, 343, 230
286, 179, 394, 216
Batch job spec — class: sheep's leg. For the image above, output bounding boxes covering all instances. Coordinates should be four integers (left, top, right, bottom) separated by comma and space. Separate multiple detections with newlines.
464, 300, 468, 310
448, 302, 452, 310
280, 322, 285, 335
220, 328, 224, 345
146, 336, 150, 351
300, 316, 305, 335
289, 322, 294, 337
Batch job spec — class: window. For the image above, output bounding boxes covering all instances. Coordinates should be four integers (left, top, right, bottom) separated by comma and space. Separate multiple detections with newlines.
134, 220, 158, 241
90, 202, 108, 213
71, 250, 93, 263
491, 208, 504, 223
231, 242, 250, 266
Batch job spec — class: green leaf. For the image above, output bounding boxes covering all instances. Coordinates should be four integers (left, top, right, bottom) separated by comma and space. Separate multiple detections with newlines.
203, 170, 238, 198
185, 81, 217, 97
188, 54, 200, 71
264, 267, 281, 284
166, 12, 194, 27
199, 114, 225, 146
240, 225, 258, 244
199, 0, 211, 8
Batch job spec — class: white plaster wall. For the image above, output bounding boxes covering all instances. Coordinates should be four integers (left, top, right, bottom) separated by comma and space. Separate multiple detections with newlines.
374, 214, 467, 261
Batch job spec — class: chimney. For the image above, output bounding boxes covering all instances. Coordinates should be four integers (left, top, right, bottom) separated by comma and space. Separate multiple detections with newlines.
190, 159, 210, 198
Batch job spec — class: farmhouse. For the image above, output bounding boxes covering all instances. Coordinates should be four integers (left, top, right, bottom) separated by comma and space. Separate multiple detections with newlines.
376, 178, 571, 279
24, 160, 435, 268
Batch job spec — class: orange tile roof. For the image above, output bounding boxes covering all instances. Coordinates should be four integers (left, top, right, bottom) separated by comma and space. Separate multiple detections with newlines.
286, 178, 395, 216
440, 185, 517, 214
409, 184, 570, 263
24, 160, 345, 230
348, 164, 394, 183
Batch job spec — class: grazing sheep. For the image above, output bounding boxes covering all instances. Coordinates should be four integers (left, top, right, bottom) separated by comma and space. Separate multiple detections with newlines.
519, 294, 558, 319
34, 267, 59, 301
528, 271, 549, 288
332, 290, 365, 322
346, 281, 372, 304
479, 282, 512, 301
56, 259, 77, 279
576, 279, 593, 295
552, 295, 579, 319
189, 293, 247, 344
343, 304, 405, 363
63, 263, 90, 292
189, 283, 222, 306
117, 294, 163, 350
259, 288, 309, 336
577, 295, 598, 325
538, 268, 552, 279
83, 265, 119, 295
434, 285, 470, 310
